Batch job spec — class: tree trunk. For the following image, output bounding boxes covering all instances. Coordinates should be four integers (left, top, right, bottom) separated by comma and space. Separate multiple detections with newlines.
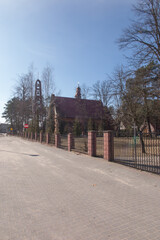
139, 130, 145, 154
147, 116, 152, 138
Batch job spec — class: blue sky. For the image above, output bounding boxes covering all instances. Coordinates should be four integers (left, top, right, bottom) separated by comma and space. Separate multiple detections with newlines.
0, 0, 137, 123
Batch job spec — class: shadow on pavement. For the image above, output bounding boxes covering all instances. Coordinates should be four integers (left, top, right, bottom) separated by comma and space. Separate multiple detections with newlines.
0, 149, 39, 157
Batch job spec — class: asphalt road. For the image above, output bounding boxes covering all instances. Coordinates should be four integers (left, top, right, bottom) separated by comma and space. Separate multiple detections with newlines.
0, 135, 160, 240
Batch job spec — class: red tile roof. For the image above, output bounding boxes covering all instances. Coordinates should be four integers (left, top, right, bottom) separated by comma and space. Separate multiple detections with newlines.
54, 96, 104, 119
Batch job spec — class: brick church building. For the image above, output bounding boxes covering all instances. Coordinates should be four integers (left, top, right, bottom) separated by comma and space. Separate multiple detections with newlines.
48, 86, 113, 134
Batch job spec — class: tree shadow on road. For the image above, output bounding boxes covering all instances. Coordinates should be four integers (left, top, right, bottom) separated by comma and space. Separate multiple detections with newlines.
0, 149, 39, 157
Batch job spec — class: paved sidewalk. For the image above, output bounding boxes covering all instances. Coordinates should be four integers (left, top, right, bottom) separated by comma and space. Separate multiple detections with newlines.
0, 135, 160, 240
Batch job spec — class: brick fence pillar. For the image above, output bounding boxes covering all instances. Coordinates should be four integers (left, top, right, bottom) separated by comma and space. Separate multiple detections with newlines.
88, 131, 96, 157
40, 132, 42, 143
55, 134, 61, 148
25, 132, 27, 139
46, 133, 49, 144
104, 131, 114, 161
31, 132, 33, 140
68, 133, 74, 151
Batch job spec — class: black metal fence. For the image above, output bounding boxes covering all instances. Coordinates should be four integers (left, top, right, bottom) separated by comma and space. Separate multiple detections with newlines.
73, 136, 88, 154
37, 133, 40, 142
32, 133, 35, 140
60, 135, 68, 150
49, 134, 55, 145
114, 132, 160, 175
96, 133, 103, 158
42, 133, 46, 143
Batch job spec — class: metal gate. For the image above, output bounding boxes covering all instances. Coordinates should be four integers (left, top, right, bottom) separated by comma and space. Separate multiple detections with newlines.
114, 131, 160, 175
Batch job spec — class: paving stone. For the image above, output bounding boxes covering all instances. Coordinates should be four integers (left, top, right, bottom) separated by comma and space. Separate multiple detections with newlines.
0, 135, 160, 240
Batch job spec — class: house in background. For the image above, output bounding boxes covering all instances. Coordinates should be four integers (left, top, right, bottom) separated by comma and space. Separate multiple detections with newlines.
119, 121, 126, 130
49, 86, 114, 134
140, 121, 160, 135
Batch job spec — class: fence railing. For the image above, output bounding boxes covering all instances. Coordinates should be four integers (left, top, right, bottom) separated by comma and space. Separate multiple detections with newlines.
73, 136, 88, 154
42, 133, 46, 143
14, 130, 160, 175
96, 133, 104, 158
114, 133, 160, 174
32, 132, 35, 140
114, 137, 134, 162
49, 134, 55, 145
37, 133, 40, 142
60, 135, 68, 150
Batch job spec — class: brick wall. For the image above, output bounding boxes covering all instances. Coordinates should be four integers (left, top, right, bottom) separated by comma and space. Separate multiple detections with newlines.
68, 133, 74, 151
104, 131, 114, 161
55, 134, 61, 148
88, 131, 96, 157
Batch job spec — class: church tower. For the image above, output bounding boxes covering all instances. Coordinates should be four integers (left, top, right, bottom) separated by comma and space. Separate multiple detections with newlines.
75, 84, 81, 99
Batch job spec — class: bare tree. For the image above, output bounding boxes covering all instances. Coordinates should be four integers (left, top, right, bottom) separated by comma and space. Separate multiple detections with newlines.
118, 0, 160, 65
13, 74, 32, 126
14, 64, 36, 124
107, 65, 135, 134
81, 83, 91, 99
41, 64, 61, 132
15, 75, 29, 100
41, 64, 55, 107
27, 64, 36, 116
92, 80, 113, 107
110, 66, 130, 107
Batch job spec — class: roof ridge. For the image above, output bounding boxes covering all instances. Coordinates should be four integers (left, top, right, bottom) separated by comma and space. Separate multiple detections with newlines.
55, 96, 102, 103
